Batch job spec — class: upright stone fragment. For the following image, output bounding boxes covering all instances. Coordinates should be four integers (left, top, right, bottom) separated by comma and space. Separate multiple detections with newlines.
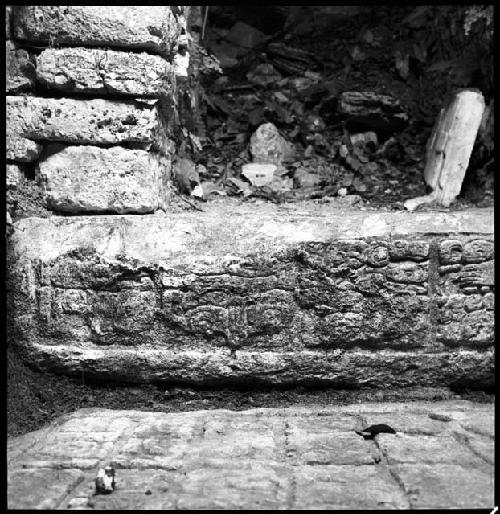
405, 90, 485, 210
13, 6, 181, 55
36, 48, 173, 97
39, 145, 170, 214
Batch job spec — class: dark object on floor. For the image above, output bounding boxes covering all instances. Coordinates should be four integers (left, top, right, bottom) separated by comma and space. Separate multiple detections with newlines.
355, 423, 397, 439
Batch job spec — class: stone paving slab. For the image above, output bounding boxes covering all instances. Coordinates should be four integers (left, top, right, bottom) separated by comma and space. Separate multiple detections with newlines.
7, 401, 494, 509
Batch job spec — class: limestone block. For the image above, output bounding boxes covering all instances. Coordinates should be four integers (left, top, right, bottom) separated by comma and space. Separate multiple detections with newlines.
36, 47, 173, 97
38, 145, 170, 214
7, 206, 493, 386
13, 6, 181, 55
6, 41, 34, 93
6, 95, 164, 149
6, 96, 43, 162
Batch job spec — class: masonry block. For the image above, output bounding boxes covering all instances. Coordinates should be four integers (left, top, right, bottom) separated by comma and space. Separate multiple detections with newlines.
39, 145, 170, 214
36, 47, 173, 97
6, 95, 170, 157
13, 6, 182, 55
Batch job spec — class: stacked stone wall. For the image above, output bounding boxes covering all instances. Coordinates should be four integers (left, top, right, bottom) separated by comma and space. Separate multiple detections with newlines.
6, 6, 187, 219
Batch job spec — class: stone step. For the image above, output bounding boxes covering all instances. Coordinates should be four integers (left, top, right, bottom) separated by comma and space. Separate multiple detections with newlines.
8, 203, 494, 386
7, 402, 494, 509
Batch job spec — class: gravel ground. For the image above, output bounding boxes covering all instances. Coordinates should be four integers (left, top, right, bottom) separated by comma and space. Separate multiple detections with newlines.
7, 346, 493, 438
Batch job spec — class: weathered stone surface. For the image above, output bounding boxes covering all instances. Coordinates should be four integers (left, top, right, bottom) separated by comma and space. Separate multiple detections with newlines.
250, 122, 295, 166
5, 6, 12, 39
6, 163, 26, 189
13, 6, 182, 55
434, 296, 494, 347
36, 47, 173, 97
434, 236, 494, 347
6, 96, 43, 162
7, 403, 494, 509
6, 40, 35, 93
38, 145, 170, 214
6, 95, 164, 148
8, 468, 84, 510
7, 205, 494, 386
378, 433, 484, 465
294, 465, 409, 509
390, 464, 494, 509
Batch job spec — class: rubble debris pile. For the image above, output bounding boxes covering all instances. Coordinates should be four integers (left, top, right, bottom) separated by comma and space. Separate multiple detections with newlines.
178, 5, 493, 209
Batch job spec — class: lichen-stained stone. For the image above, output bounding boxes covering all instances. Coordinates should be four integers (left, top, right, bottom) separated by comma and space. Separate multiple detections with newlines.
7, 206, 494, 385
6, 41, 35, 93
13, 6, 182, 55
36, 47, 173, 97
6, 96, 43, 162
7, 95, 162, 147
38, 145, 170, 214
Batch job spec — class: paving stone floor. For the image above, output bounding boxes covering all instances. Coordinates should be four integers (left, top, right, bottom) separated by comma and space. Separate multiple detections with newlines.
7, 401, 494, 510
